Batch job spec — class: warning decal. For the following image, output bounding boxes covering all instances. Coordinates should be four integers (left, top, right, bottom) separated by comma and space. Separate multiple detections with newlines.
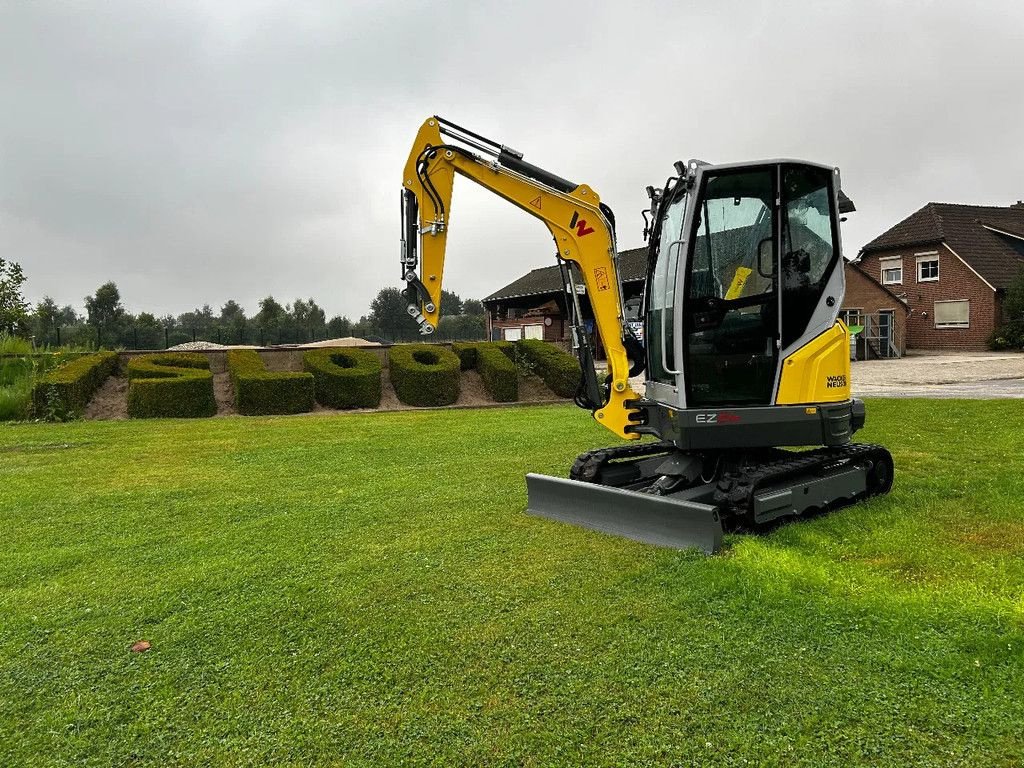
529, 196, 542, 209
594, 266, 611, 291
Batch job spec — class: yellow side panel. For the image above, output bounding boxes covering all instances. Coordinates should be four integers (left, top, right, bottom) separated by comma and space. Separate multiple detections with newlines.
776, 322, 852, 404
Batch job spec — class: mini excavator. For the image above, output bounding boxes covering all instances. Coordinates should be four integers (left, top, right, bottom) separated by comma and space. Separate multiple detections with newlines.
400, 116, 893, 553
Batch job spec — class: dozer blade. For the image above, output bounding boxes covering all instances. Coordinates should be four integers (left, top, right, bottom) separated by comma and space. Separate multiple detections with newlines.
525, 473, 723, 554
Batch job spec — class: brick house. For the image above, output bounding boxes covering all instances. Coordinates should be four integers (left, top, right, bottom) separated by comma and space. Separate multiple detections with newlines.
851, 202, 1024, 351
840, 261, 910, 357
482, 247, 647, 353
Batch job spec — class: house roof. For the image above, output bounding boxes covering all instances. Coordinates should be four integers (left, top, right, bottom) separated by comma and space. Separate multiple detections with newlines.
860, 202, 1024, 289
483, 247, 648, 303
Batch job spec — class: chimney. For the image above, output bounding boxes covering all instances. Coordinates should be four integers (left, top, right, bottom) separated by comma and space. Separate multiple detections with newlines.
1012, 200, 1024, 209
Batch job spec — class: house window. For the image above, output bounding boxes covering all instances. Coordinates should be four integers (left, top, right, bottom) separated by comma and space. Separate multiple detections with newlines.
934, 299, 969, 328
880, 257, 903, 285
839, 308, 863, 327
916, 253, 939, 282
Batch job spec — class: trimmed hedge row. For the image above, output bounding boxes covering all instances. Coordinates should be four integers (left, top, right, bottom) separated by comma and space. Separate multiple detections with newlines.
388, 344, 460, 407
127, 353, 216, 418
31, 351, 117, 415
302, 348, 382, 409
474, 343, 518, 402
228, 350, 315, 415
451, 342, 479, 371
517, 339, 581, 398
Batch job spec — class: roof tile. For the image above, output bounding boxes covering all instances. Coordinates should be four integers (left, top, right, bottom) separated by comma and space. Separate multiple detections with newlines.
861, 203, 1024, 289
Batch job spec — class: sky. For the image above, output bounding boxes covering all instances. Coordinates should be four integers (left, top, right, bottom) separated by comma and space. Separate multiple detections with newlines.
3, 0, 1023, 321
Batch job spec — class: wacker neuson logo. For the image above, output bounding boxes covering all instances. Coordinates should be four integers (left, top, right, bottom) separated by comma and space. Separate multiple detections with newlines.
826, 374, 848, 389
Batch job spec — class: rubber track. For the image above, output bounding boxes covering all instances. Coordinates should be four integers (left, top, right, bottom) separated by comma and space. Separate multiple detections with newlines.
713, 442, 892, 526
569, 440, 676, 484
569, 440, 893, 527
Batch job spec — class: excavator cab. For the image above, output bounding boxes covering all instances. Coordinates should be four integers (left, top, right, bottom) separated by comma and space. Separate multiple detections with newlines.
648, 161, 842, 407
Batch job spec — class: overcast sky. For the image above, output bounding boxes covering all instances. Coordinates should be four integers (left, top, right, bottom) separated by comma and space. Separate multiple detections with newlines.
3, 0, 1023, 320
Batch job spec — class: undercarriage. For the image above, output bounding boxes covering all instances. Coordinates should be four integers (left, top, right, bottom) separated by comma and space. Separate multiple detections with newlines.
526, 441, 894, 553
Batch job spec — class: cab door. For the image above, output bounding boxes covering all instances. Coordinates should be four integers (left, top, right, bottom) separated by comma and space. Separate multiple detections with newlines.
644, 187, 687, 404
681, 167, 780, 407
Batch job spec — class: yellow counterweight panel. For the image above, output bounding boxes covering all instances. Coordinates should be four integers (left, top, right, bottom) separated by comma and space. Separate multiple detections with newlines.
775, 321, 852, 404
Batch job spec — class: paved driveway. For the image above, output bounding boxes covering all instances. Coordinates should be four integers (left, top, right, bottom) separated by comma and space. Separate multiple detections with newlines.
622, 352, 1024, 399
852, 352, 1024, 399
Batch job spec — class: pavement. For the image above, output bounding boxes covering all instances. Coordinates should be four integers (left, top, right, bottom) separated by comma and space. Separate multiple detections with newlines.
852, 351, 1024, 398
621, 351, 1024, 399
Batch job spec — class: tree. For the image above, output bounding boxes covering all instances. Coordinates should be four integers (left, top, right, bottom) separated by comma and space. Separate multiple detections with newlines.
368, 287, 417, 341
176, 304, 216, 339
85, 282, 124, 328
255, 296, 285, 327
1004, 267, 1024, 322
327, 315, 353, 338
56, 304, 80, 327
32, 297, 59, 341
135, 312, 163, 349
289, 298, 327, 341
220, 300, 246, 324
220, 300, 248, 343
440, 289, 462, 317
462, 298, 485, 316
989, 267, 1024, 349
0, 259, 30, 336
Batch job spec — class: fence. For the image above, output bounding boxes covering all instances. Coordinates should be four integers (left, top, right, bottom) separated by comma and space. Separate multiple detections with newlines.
31, 322, 488, 351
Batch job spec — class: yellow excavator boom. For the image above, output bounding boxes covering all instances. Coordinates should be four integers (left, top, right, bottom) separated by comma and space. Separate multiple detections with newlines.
400, 116, 640, 440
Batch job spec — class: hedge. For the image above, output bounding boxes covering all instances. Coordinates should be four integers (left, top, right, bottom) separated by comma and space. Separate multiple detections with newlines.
388, 344, 460, 407
302, 348, 382, 409
228, 350, 315, 415
517, 339, 581, 398
475, 343, 518, 402
127, 353, 216, 418
31, 351, 117, 416
451, 342, 479, 371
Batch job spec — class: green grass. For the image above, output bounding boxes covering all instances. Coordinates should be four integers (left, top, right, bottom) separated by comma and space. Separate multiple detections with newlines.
1, 401, 1022, 767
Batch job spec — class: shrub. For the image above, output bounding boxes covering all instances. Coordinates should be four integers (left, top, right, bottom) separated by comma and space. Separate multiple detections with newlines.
988, 320, 1024, 351
451, 342, 479, 371
516, 339, 581, 398
31, 351, 117, 417
303, 348, 382, 409
388, 344, 460, 406
475, 343, 518, 402
228, 349, 315, 415
127, 353, 216, 418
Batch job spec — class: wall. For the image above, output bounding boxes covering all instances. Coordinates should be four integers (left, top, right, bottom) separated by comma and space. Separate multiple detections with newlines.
841, 264, 908, 355
855, 244, 997, 351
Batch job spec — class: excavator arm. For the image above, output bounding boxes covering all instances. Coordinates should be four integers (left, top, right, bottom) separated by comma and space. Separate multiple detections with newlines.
400, 116, 641, 440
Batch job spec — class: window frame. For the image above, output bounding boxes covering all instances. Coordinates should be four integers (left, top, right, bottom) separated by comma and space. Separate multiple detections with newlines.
916, 252, 939, 283
880, 256, 903, 285
839, 308, 863, 327
934, 299, 970, 329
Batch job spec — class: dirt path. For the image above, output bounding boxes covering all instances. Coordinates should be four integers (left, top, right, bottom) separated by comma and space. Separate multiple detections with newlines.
84, 375, 128, 420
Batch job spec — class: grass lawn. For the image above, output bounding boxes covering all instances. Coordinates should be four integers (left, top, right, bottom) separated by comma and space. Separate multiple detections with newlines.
1, 401, 1023, 767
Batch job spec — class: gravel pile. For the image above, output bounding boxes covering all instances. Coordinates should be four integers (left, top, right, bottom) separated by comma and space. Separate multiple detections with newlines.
166, 341, 228, 351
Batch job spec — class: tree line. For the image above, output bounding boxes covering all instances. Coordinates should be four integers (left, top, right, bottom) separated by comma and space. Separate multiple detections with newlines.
1, 261, 487, 349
